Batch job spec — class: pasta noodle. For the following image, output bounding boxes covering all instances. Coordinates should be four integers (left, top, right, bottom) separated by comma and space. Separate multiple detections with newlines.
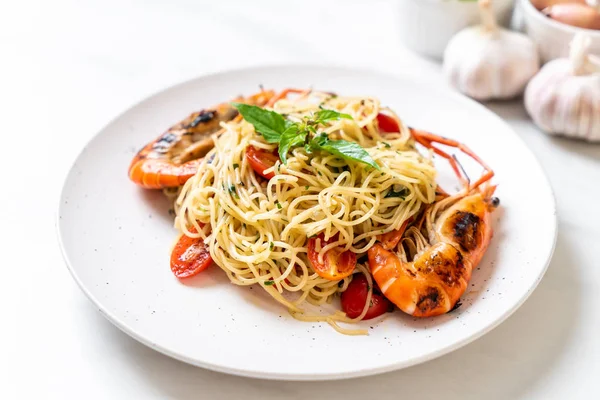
173, 91, 437, 334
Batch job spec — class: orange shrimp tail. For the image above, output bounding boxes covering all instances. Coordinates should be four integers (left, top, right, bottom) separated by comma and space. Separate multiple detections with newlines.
129, 158, 200, 189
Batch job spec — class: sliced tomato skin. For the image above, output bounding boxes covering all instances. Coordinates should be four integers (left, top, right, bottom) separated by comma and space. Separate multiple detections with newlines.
341, 274, 393, 320
376, 113, 400, 133
307, 234, 356, 281
245, 145, 279, 179
170, 231, 212, 278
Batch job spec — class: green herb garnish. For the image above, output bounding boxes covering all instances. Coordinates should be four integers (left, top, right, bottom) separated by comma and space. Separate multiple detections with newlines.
232, 103, 380, 170
385, 186, 410, 200
264, 280, 275, 286
232, 103, 290, 143
278, 125, 305, 164
314, 108, 353, 122
309, 133, 380, 171
228, 185, 239, 199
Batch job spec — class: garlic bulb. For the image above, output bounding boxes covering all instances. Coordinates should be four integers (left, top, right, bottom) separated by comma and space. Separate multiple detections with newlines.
525, 34, 600, 141
443, 0, 540, 100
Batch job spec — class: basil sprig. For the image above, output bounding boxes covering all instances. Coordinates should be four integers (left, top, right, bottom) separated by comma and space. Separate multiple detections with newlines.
231, 103, 379, 170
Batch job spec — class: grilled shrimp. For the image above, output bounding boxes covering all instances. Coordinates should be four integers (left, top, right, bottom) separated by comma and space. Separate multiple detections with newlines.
128, 90, 274, 189
368, 128, 498, 317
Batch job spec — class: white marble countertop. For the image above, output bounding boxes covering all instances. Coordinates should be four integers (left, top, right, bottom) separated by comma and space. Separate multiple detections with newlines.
1, 0, 599, 398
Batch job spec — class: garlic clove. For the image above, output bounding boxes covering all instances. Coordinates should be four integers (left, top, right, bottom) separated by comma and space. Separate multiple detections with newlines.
525, 34, 600, 141
444, 0, 540, 101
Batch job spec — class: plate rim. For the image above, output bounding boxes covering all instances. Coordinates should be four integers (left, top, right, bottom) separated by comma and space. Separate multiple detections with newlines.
56, 63, 558, 381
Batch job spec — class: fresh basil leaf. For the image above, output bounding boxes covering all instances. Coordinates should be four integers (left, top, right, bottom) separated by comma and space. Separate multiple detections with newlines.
310, 136, 380, 170
278, 125, 307, 164
385, 186, 409, 199
315, 109, 353, 123
232, 103, 287, 143
322, 140, 380, 170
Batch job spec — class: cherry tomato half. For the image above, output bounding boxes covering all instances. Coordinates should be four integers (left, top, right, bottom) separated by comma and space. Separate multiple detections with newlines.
307, 234, 356, 281
170, 230, 212, 279
341, 274, 393, 320
376, 113, 400, 133
245, 145, 279, 180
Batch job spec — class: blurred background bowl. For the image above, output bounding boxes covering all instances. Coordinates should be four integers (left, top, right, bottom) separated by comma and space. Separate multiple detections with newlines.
516, 0, 600, 62
398, 0, 515, 60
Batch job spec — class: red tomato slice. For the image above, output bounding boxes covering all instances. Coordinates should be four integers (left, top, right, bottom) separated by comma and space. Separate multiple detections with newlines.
245, 145, 279, 179
376, 113, 400, 133
170, 229, 212, 279
341, 274, 393, 320
307, 234, 356, 281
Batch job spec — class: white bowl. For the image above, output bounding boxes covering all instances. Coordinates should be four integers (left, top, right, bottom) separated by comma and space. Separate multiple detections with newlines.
398, 0, 515, 59
516, 0, 600, 62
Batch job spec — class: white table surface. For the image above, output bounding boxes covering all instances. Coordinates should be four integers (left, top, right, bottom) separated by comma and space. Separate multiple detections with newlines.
1, 0, 599, 398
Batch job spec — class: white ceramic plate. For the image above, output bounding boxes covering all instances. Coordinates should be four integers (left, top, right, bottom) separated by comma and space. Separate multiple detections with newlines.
57, 66, 557, 380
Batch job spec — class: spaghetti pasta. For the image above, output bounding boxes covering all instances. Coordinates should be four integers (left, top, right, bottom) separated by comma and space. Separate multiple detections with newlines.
173, 91, 437, 334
